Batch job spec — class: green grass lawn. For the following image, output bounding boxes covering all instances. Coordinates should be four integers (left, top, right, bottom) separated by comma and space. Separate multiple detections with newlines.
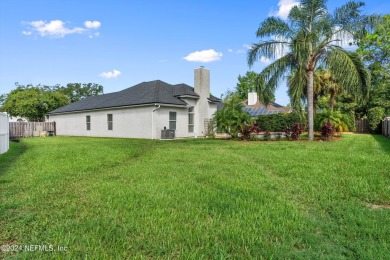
1, 135, 390, 259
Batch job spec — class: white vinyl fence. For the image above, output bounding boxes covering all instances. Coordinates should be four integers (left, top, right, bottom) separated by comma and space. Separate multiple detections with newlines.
0, 113, 9, 154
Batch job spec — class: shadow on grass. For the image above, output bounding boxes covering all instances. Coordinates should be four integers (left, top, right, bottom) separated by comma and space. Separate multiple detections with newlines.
0, 139, 27, 177
372, 134, 390, 154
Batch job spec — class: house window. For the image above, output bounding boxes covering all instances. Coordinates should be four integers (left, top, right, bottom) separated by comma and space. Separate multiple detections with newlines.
107, 114, 113, 130
169, 111, 176, 130
86, 115, 91, 130
188, 107, 194, 133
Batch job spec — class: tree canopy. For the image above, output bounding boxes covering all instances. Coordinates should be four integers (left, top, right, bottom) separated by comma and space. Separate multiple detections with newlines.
248, 0, 374, 140
0, 83, 104, 121
53, 83, 104, 103
357, 14, 390, 116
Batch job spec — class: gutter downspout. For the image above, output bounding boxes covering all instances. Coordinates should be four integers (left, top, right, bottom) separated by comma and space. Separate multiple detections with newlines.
152, 104, 161, 139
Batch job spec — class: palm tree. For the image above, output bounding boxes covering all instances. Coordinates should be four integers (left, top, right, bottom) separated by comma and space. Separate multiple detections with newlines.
248, 0, 373, 140
313, 68, 341, 111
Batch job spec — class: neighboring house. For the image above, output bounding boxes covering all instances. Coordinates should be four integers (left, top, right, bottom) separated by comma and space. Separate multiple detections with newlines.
2, 113, 28, 122
47, 67, 222, 139
243, 92, 291, 118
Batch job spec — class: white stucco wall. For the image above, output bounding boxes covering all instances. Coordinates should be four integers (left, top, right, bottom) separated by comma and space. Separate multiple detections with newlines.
153, 106, 191, 138
48, 105, 196, 139
49, 106, 153, 138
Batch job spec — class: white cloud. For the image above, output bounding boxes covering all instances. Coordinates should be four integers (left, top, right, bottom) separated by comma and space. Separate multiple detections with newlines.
22, 20, 102, 38
270, 0, 299, 20
228, 49, 233, 53
236, 44, 253, 54
85, 21, 101, 29
183, 49, 223, 62
260, 56, 271, 65
89, 32, 100, 39
24, 20, 85, 37
99, 69, 121, 79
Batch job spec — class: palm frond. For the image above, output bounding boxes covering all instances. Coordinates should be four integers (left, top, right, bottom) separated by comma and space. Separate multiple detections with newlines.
256, 17, 293, 39
325, 48, 370, 101
247, 41, 289, 66
288, 66, 307, 110
258, 54, 296, 106
333, 1, 365, 25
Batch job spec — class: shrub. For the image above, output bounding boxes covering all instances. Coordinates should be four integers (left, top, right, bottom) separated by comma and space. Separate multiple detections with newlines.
345, 111, 356, 132
256, 112, 305, 132
285, 123, 302, 141
215, 95, 251, 138
315, 110, 349, 133
367, 107, 385, 133
320, 123, 335, 141
284, 127, 292, 140
290, 123, 302, 140
240, 122, 261, 141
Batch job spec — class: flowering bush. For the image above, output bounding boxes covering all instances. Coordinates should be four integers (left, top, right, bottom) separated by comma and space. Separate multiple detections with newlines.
320, 123, 334, 141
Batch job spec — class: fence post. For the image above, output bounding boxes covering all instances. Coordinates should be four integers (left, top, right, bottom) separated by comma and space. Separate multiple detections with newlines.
383, 117, 390, 138
0, 113, 9, 154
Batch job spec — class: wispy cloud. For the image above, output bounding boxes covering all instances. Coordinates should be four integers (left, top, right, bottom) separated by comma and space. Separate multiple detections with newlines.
243, 44, 252, 50
260, 56, 271, 65
269, 0, 299, 20
183, 49, 222, 62
84, 21, 101, 29
22, 20, 101, 38
99, 69, 121, 79
236, 44, 252, 54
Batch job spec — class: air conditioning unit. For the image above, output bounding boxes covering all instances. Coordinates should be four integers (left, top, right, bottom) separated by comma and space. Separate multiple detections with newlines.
161, 129, 175, 139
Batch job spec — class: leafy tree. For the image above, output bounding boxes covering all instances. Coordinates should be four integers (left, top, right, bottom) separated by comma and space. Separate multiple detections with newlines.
53, 83, 103, 103
215, 95, 251, 138
1, 84, 68, 121
235, 71, 275, 103
248, 0, 373, 140
357, 14, 390, 116
367, 107, 385, 133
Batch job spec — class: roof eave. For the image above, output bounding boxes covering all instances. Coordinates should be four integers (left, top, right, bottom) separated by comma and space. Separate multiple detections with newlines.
47, 102, 188, 115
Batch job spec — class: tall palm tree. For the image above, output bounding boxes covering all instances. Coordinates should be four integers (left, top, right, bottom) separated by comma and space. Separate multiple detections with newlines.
248, 0, 373, 140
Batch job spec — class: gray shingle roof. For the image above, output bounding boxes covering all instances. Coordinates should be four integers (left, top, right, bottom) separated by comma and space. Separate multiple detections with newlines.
48, 80, 221, 114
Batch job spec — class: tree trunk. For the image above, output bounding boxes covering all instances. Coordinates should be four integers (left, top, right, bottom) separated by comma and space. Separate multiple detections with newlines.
330, 91, 335, 111
307, 70, 314, 141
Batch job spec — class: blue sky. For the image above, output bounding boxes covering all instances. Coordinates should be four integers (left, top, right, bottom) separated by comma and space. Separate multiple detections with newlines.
1, 0, 389, 105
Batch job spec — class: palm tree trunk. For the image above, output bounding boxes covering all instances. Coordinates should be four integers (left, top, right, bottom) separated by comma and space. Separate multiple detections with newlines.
330, 91, 335, 111
307, 70, 314, 140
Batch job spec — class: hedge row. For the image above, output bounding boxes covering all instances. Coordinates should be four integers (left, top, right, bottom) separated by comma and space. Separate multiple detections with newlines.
256, 112, 305, 132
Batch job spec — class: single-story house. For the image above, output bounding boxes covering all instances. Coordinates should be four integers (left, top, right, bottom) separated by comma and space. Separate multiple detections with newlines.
47, 67, 222, 139
243, 92, 291, 118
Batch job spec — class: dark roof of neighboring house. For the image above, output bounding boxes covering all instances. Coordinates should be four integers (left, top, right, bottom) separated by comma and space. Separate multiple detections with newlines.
48, 80, 221, 114
242, 100, 291, 117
